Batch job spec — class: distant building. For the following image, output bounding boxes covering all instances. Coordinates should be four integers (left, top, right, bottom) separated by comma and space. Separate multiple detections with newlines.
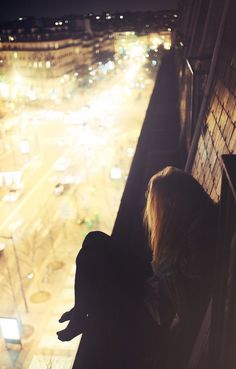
0, 16, 115, 100
0, 33, 81, 100
93, 30, 114, 64
0, 10, 177, 101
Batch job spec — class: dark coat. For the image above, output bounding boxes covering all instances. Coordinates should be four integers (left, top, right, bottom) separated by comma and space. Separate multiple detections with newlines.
71, 231, 162, 369
153, 266, 212, 369
71, 216, 217, 369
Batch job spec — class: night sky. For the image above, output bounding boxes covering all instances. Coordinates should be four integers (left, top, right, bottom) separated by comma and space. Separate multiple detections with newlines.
1, 0, 178, 22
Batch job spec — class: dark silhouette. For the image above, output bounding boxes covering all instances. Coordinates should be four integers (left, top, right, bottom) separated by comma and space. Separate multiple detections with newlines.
143, 167, 218, 368
57, 167, 218, 369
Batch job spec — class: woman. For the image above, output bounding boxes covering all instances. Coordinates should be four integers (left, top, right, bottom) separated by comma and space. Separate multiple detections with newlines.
143, 166, 218, 367
57, 232, 160, 369
57, 166, 218, 369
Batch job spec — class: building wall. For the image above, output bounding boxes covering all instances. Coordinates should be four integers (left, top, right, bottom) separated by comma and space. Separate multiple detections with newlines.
177, 0, 236, 202
0, 38, 81, 78
80, 36, 95, 67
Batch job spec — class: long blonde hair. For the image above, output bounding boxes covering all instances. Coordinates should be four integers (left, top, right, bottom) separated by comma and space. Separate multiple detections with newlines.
144, 167, 217, 272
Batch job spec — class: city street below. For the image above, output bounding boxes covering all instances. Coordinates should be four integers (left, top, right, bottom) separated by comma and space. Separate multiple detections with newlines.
0, 43, 158, 368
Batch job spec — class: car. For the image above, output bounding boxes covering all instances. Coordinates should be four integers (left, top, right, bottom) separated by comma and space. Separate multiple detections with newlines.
82, 104, 91, 112
2, 187, 23, 202
59, 175, 74, 185
54, 158, 70, 172
53, 183, 65, 196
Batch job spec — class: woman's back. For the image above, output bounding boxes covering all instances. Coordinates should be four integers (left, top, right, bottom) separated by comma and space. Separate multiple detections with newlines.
144, 167, 218, 368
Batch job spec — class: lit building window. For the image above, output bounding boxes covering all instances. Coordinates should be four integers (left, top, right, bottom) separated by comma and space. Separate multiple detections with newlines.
38, 61, 42, 68
14, 52, 18, 59
120, 15, 124, 19
33, 61, 37, 68
96, 16, 100, 20
46, 60, 51, 68
164, 41, 171, 50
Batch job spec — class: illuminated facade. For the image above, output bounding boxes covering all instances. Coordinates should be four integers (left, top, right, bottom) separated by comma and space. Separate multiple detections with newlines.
0, 35, 83, 100
79, 34, 95, 71
114, 30, 172, 56
93, 31, 115, 63
0, 10, 177, 102
0, 24, 115, 101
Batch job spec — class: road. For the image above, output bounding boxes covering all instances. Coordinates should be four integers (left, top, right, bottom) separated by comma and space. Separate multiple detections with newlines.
0, 52, 158, 368
0, 60, 155, 236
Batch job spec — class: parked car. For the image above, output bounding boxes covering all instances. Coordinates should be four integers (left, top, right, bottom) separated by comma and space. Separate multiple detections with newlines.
53, 183, 65, 196
59, 175, 74, 185
54, 158, 70, 172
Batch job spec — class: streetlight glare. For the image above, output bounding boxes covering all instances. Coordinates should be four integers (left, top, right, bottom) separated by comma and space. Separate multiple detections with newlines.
164, 41, 171, 50
14, 73, 23, 84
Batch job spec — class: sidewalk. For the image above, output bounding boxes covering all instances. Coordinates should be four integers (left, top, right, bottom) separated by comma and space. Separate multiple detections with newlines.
0, 174, 119, 369
0, 222, 85, 369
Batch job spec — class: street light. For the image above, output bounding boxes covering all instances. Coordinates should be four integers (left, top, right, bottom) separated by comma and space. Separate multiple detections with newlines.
0, 234, 29, 313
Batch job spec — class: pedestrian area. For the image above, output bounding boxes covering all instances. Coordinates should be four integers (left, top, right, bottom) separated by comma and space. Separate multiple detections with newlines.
27, 264, 81, 369
0, 226, 84, 369
28, 355, 74, 369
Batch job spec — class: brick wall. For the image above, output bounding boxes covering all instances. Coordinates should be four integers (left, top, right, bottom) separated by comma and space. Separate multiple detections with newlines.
192, 2, 236, 201
179, 0, 236, 202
